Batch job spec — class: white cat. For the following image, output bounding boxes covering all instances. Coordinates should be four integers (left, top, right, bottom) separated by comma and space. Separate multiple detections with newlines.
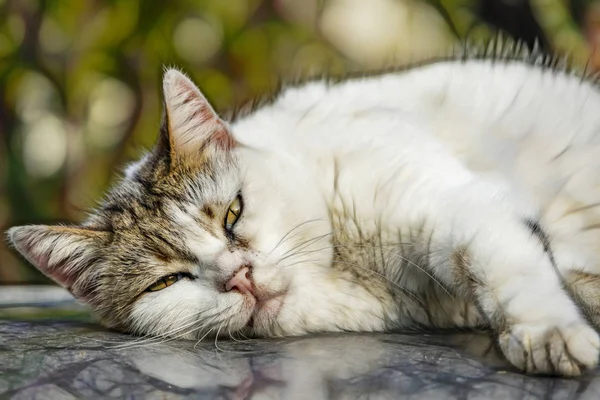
8, 52, 600, 376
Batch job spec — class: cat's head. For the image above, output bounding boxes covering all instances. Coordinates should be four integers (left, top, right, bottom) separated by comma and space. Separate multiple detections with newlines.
7, 70, 393, 339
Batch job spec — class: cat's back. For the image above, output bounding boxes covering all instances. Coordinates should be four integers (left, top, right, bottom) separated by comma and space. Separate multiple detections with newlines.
233, 58, 600, 272
237, 58, 600, 152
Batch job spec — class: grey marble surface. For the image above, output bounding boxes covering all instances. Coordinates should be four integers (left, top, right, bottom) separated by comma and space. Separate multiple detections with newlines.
1, 287, 600, 399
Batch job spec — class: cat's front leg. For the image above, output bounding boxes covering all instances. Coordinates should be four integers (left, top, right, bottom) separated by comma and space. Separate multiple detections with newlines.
416, 187, 600, 376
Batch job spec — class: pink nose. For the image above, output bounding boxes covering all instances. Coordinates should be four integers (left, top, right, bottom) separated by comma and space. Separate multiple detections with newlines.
225, 266, 253, 295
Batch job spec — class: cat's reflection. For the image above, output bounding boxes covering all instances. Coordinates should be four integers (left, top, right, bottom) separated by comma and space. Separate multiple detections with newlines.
7, 323, 595, 399
126, 331, 511, 399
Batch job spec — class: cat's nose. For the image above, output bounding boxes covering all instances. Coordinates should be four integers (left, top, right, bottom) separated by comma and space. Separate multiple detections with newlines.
225, 266, 254, 295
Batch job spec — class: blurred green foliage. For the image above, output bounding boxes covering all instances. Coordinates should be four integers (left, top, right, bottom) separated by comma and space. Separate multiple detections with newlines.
0, 0, 598, 283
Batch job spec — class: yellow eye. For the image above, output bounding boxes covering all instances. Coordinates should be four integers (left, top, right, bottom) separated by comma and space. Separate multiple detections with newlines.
224, 195, 243, 231
146, 274, 181, 292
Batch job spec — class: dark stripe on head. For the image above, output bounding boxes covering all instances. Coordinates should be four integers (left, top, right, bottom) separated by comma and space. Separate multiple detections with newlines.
201, 204, 215, 219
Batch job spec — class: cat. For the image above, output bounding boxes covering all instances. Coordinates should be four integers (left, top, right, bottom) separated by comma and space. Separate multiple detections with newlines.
8, 48, 600, 377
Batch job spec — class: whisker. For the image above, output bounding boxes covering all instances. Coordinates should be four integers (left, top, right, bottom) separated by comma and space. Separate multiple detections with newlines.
278, 231, 336, 258
279, 258, 324, 269
280, 256, 426, 308
114, 317, 203, 349
115, 303, 242, 350
277, 241, 416, 265
194, 327, 215, 349
214, 324, 225, 352
278, 238, 451, 299
117, 320, 198, 347
331, 259, 427, 307
269, 218, 325, 255
384, 249, 454, 299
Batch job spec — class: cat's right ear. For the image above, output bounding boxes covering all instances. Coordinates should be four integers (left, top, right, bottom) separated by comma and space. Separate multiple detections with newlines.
6, 225, 107, 302
159, 69, 235, 162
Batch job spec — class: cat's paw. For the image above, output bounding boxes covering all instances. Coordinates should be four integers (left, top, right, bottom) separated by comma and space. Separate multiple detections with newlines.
498, 322, 600, 376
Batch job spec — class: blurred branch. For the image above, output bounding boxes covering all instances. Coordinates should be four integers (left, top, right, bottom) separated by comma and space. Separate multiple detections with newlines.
425, 0, 461, 38
569, 0, 590, 27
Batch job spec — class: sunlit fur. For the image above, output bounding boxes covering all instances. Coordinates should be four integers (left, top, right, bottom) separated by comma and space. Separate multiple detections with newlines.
9, 52, 600, 376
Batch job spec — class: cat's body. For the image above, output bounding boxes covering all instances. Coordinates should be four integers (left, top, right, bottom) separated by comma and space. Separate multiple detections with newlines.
8, 55, 600, 376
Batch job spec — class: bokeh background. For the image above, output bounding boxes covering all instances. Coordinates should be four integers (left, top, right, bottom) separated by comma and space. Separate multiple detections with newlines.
1, 0, 600, 284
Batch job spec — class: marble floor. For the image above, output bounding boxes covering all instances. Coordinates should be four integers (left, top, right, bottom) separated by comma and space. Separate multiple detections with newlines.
1, 286, 599, 399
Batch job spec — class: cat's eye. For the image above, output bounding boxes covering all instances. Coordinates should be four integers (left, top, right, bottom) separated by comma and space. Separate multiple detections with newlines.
146, 273, 184, 292
224, 195, 243, 231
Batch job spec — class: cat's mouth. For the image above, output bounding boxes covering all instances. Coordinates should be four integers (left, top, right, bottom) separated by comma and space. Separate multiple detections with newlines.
244, 291, 285, 329
226, 268, 286, 330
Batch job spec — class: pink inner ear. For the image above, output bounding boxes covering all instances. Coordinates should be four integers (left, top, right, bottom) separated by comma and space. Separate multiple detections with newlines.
50, 268, 79, 289
13, 228, 81, 289
175, 86, 236, 149
190, 101, 214, 125
212, 126, 237, 150
164, 69, 237, 153
9, 225, 104, 303
31, 247, 94, 302
25, 244, 78, 288
176, 80, 223, 130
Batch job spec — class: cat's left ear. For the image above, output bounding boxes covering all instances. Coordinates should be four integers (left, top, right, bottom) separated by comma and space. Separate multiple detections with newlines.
160, 69, 235, 161
6, 225, 108, 302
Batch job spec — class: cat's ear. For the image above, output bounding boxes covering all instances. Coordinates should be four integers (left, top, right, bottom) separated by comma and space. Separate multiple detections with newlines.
160, 69, 235, 160
7, 225, 107, 301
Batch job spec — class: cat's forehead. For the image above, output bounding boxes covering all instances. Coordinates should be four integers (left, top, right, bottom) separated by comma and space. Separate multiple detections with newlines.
90, 183, 221, 273
100, 152, 239, 219
98, 178, 206, 231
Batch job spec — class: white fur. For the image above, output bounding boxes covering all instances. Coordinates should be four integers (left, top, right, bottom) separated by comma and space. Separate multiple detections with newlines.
230, 61, 600, 326
106, 60, 600, 374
